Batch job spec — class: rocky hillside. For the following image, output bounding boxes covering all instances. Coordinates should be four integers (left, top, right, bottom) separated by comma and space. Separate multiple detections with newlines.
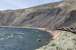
0, 1, 76, 33
0, 2, 63, 29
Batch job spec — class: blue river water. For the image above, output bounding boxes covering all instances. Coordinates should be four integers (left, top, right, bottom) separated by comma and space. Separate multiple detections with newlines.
0, 27, 52, 50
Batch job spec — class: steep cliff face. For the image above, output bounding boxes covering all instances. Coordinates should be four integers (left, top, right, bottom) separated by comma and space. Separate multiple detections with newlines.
0, 2, 63, 29
0, 1, 76, 33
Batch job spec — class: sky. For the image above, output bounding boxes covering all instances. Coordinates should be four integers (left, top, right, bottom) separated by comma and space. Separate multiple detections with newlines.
0, 0, 62, 10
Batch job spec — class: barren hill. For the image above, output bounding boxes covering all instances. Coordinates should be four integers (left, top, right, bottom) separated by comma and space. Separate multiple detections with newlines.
0, 1, 76, 33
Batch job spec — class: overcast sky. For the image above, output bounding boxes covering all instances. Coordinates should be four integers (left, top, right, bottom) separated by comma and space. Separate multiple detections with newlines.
0, 0, 62, 10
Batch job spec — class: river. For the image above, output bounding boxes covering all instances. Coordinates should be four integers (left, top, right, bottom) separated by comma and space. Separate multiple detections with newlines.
0, 27, 52, 50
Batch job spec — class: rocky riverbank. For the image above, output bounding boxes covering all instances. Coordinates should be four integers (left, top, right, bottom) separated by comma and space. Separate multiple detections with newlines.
37, 31, 76, 50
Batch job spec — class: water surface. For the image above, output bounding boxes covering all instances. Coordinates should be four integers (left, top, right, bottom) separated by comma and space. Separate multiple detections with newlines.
0, 27, 52, 50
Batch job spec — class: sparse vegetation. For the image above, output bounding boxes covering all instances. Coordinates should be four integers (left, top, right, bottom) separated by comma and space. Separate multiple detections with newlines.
37, 31, 76, 50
